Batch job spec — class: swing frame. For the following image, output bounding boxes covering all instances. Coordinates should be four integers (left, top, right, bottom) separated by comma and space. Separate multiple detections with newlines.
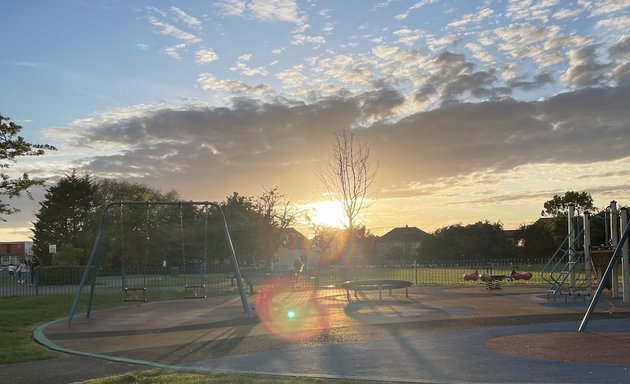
67, 200, 253, 324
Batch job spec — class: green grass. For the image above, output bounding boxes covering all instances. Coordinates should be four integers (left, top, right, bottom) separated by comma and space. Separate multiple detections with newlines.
0, 290, 204, 364
0, 293, 129, 363
82, 369, 390, 384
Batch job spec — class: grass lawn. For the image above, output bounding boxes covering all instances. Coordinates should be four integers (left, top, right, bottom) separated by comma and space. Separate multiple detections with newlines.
83, 370, 377, 384
0, 290, 189, 364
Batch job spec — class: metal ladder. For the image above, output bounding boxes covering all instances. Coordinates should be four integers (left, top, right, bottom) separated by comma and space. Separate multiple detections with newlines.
541, 227, 585, 298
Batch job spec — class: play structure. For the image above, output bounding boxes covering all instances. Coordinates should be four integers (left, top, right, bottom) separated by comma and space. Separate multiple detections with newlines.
463, 269, 532, 289
66, 201, 253, 324
534, 200, 629, 331
541, 202, 630, 303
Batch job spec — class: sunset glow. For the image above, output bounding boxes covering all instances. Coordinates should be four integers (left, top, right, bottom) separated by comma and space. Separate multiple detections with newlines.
1, 1, 629, 239
304, 201, 347, 229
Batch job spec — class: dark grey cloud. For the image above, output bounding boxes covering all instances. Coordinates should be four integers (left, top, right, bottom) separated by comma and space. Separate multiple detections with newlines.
563, 44, 614, 87
371, 85, 629, 191
71, 84, 629, 202
609, 35, 630, 60
508, 72, 554, 91
415, 51, 510, 104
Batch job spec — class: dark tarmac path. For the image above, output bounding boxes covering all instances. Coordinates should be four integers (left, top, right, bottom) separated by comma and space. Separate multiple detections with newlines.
8, 285, 630, 384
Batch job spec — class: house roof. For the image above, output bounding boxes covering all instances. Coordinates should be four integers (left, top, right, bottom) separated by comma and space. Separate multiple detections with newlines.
282, 228, 310, 250
378, 226, 429, 242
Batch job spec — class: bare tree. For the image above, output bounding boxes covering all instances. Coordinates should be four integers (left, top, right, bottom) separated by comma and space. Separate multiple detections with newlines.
317, 130, 377, 233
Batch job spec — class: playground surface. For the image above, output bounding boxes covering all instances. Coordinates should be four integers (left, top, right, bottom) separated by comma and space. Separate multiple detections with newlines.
28, 285, 630, 383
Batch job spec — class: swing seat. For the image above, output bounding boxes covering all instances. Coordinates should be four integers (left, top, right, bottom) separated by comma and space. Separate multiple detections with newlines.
124, 287, 147, 302
185, 284, 206, 299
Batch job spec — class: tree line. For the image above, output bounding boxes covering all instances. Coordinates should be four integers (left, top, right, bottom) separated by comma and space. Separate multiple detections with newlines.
29, 172, 296, 268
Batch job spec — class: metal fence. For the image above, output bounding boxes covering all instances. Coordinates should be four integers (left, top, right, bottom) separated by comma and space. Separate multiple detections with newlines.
0, 259, 548, 298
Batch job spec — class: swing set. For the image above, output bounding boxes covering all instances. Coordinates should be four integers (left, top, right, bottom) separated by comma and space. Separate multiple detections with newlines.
67, 201, 253, 324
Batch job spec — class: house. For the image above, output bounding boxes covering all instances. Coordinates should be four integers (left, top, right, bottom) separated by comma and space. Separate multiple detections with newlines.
0, 241, 34, 266
376, 225, 429, 259
275, 228, 311, 269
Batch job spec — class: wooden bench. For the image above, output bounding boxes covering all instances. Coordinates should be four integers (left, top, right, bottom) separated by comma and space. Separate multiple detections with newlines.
340, 279, 413, 302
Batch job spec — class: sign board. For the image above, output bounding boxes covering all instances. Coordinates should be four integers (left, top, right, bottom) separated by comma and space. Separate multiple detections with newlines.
49, 244, 57, 253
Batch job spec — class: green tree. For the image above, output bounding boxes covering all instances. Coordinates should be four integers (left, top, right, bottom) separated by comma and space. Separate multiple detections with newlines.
253, 187, 296, 265
31, 171, 97, 265
0, 114, 56, 220
310, 225, 343, 266
421, 221, 509, 261
210, 192, 261, 266
542, 191, 595, 217
541, 191, 596, 240
515, 221, 557, 258
92, 180, 180, 269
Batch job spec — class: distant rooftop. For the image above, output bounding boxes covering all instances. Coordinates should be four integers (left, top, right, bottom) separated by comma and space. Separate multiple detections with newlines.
378, 225, 429, 242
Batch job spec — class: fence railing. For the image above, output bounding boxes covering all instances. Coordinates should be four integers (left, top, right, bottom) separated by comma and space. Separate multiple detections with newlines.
0, 259, 548, 298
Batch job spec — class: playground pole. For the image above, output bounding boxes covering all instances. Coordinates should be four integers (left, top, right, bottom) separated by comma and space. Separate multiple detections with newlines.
621, 207, 629, 303
579, 222, 630, 331
610, 201, 619, 298
568, 204, 576, 290
583, 211, 591, 295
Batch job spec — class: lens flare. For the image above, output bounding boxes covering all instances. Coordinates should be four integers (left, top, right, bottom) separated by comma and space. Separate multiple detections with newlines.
254, 276, 328, 342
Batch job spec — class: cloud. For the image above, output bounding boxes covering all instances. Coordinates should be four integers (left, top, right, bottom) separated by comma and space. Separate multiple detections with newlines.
447, 7, 494, 29
217, 0, 304, 24
552, 7, 583, 20
506, 0, 558, 23
170, 7, 202, 29
508, 72, 554, 91
147, 16, 202, 43
596, 14, 630, 31
414, 51, 507, 104
561, 44, 613, 87
392, 28, 425, 47
609, 35, 630, 60
197, 73, 274, 96
196, 48, 219, 64
249, 0, 303, 23
291, 34, 326, 46
164, 43, 187, 60
47, 83, 629, 204
216, 0, 247, 16
230, 54, 269, 76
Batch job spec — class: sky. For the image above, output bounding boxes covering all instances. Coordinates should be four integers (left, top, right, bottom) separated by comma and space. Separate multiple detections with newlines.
1, 0, 629, 241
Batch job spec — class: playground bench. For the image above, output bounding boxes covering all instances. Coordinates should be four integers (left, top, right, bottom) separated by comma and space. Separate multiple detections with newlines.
340, 279, 413, 302
184, 284, 206, 299
124, 287, 147, 302
241, 271, 298, 295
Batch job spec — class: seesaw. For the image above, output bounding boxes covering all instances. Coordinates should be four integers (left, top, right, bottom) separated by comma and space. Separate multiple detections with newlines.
463, 269, 532, 289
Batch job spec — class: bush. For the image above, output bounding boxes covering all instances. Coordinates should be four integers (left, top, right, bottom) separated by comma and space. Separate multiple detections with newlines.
52, 244, 83, 266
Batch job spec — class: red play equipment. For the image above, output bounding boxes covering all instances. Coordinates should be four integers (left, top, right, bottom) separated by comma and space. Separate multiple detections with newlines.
463, 268, 532, 289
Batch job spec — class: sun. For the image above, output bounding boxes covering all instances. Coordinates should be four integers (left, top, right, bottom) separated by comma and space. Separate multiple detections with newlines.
307, 200, 347, 228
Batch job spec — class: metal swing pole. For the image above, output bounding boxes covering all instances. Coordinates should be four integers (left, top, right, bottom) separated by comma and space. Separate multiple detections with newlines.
202, 204, 209, 286
180, 203, 188, 288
